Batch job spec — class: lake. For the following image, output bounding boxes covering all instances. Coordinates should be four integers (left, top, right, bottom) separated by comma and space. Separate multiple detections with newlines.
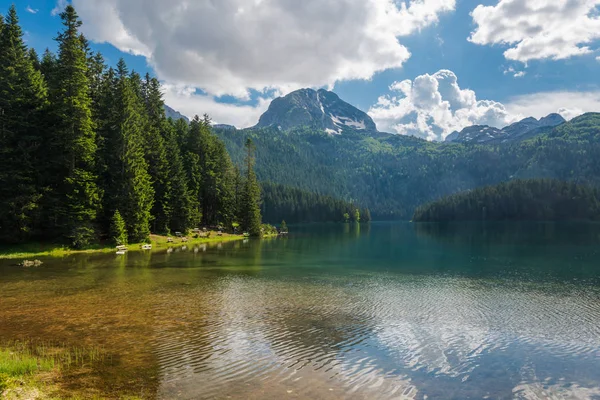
1, 222, 600, 399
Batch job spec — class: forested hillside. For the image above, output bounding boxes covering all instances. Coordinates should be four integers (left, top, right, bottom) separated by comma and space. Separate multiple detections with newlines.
0, 5, 262, 246
216, 114, 600, 219
413, 179, 600, 222
261, 183, 368, 224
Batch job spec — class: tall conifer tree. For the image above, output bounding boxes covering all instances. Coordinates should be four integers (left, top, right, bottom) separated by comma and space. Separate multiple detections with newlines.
0, 6, 48, 242
46, 5, 101, 247
102, 59, 154, 242
164, 119, 192, 232
241, 138, 262, 236
142, 74, 171, 233
184, 116, 203, 227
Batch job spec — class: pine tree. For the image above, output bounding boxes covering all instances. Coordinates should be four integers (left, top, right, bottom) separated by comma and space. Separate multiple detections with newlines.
164, 119, 192, 232
362, 208, 372, 223
45, 5, 101, 247
102, 59, 154, 243
27, 47, 40, 70
40, 49, 57, 83
142, 74, 171, 233
184, 116, 203, 227
241, 138, 262, 236
110, 210, 127, 245
0, 5, 48, 243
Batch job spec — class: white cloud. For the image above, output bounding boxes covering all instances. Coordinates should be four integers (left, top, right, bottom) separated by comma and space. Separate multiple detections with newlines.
25, 5, 39, 14
162, 84, 272, 129
469, 0, 600, 63
503, 66, 526, 78
70, 0, 455, 100
51, 0, 67, 16
505, 91, 600, 121
368, 69, 517, 140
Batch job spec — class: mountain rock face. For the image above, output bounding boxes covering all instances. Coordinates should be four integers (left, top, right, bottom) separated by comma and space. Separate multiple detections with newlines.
256, 88, 377, 135
164, 105, 190, 123
446, 113, 566, 144
213, 124, 237, 130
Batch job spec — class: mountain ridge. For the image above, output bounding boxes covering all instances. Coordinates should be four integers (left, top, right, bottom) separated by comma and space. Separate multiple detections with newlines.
255, 88, 377, 135
445, 113, 566, 144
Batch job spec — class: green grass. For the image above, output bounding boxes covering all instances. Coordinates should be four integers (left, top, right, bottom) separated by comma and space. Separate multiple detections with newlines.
0, 344, 55, 395
0, 231, 251, 260
0, 348, 54, 377
0, 341, 111, 398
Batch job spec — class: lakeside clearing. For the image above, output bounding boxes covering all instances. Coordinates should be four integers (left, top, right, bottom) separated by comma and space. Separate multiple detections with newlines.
0, 232, 270, 260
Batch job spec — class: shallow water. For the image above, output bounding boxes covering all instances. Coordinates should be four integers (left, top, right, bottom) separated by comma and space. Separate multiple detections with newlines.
1, 222, 600, 399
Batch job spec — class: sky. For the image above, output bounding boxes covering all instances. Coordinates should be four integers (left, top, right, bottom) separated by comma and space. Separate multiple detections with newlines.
4, 0, 600, 140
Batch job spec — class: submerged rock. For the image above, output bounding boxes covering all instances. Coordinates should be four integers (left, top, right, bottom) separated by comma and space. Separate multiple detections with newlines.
19, 259, 43, 267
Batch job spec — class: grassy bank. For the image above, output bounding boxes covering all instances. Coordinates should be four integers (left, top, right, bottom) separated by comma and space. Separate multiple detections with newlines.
0, 341, 144, 399
0, 231, 249, 260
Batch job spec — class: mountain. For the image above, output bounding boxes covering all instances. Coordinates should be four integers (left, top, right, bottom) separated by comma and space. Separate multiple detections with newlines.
213, 124, 237, 130
446, 113, 565, 144
214, 112, 600, 219
444, 125, 502, 144
255, 88, 377, 135
164, 105, 190, 123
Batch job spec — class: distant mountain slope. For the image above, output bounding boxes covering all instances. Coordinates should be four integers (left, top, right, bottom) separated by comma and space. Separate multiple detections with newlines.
256, 88, 377, 135
446, 113, 565, 144
164, 105, 189, 123
549, 112, 600, 140
214, 112, 600, 219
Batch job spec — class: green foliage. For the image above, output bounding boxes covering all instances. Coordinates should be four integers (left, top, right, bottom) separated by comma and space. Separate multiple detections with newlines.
262, 182, 355, 223
104, 59, 154, 243
110, 210, 128, 245
362, 208, 372, 223
343, 213, 350, 223
46, 5, 101, 247
0, 4, 255, 249
353, 208, 360, 223
261, 223, 278, 236
141, 73, 171, 234
0, 348, 54, 378
413, 179, 600, 222
240, 139, 262, 236
280, 220, 288, 232
215, 114, 600, 220
163, 119, 192, 233
0, 5, 48, 243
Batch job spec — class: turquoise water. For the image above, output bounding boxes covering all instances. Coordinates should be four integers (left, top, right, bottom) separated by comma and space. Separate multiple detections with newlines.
1, 222, 600, 399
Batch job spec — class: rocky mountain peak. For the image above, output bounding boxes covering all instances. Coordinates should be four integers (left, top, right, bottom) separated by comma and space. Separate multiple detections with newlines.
256, 88, 377, 135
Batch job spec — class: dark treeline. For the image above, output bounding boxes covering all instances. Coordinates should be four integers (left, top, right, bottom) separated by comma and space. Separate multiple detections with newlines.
413, 179, 600, 222
261, 183, 371, 224
0, 5, 262, 247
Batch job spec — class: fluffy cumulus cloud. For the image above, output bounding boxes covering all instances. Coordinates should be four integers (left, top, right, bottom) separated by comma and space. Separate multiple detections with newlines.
369, 70, 517, 140
469, 0, 600, 63
67, 0, 454, 126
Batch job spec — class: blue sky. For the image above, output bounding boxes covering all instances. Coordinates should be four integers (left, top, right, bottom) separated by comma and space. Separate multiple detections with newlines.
4, 0, 600, 140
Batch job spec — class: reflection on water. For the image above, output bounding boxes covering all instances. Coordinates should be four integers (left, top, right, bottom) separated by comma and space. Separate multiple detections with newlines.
1, 223, 600, 399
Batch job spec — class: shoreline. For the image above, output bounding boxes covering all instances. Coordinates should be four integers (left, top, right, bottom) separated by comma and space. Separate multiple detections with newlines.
0, 232, 278, 260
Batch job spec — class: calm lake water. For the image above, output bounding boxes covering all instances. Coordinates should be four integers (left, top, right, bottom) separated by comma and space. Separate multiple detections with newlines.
2, 222, 600, 399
